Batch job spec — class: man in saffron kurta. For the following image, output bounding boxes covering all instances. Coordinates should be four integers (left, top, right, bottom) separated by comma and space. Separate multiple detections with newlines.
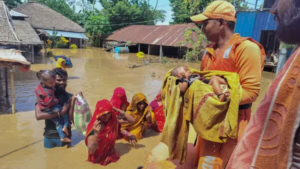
190, 1, 265, 168
227, 0, 300, 168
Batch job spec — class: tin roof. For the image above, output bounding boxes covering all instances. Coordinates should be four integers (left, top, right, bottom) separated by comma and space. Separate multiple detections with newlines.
106, 23, 201, 48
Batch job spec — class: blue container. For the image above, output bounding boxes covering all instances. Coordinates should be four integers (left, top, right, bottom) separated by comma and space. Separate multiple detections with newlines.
114, 47, 129, 53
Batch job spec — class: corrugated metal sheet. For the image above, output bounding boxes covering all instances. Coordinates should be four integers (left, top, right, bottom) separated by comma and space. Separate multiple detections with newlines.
235, 12, 256, 37
106, 23, 200, 48
252, 11, 277, 41
43, 29, 88, 39
235, 11, 277, 41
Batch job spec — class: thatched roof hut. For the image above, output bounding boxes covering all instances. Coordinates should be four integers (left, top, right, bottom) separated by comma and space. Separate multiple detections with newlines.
12, 20, 42, 45
0, 1, 19, 45
13, 2, 85, 33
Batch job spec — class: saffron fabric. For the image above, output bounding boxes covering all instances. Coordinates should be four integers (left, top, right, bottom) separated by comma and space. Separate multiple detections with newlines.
121, 93, 154, 141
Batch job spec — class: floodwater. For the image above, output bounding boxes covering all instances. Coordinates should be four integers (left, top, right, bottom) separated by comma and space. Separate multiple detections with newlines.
0, 48, 276, 169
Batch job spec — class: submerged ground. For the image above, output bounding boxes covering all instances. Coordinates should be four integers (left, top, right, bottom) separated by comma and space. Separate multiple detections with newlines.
0, 48, 275, 169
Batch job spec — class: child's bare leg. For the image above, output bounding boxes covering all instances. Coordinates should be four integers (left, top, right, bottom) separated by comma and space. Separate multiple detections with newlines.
209, 76, 224, 95
62, 127, 69, 136
61, 137, 71, 143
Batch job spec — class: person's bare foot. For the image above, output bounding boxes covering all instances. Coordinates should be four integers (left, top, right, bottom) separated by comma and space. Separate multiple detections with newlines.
61, 137, 71, 143
62, 127, 69, 136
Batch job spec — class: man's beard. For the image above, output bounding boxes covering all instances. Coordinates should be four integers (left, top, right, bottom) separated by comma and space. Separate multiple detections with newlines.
276, 5, 300, 44
55, 84, 66, 93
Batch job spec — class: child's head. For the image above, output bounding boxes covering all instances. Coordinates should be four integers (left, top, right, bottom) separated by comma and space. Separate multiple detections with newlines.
171, 66, 191, 79
36, 70, 56, 88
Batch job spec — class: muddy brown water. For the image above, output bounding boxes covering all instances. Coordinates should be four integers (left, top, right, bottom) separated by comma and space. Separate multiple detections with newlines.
0, 48, 275, 169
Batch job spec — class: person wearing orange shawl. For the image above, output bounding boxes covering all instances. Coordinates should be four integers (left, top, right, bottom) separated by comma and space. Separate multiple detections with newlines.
85, 99, 119, 166
190, 1, 265, 168
149, 91, 165, 133
120, 93, 155, 145
227, 0, 300, 168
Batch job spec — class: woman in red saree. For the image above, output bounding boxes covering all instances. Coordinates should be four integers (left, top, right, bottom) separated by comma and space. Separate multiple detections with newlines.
85, 99, 119, 166
149, 91, 165, 133
110, 87, 129, 115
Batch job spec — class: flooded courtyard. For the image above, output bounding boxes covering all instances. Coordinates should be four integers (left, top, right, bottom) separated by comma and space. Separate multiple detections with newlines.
0, 48, 276, 169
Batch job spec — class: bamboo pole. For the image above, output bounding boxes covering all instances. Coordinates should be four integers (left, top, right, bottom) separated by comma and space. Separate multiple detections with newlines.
9, 67, 15, 113
138, 44, 141, 52
5, 67, 8, 97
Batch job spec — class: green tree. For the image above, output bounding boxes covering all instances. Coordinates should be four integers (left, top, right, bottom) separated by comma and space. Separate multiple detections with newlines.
180, 28, 207, 62
5, 0, 22, 8
170, 0, 248, 24
37, 0, 77, 22
100, 0, 165, 31
85, 12, 111, 46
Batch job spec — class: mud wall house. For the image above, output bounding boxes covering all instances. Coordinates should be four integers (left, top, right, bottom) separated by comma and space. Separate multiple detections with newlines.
105, 23, 202, 58
13, 2, 88, 49
235, 0, 278, 53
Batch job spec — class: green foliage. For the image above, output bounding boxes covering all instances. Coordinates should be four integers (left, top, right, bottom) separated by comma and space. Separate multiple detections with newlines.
179, 27, 207, 62
49, 30, 69, 48
5, 0, 22, 8
100, 0, 166, 31
170, 0, 249, 24
37, 0, 77, 22
85, 12, 111, 46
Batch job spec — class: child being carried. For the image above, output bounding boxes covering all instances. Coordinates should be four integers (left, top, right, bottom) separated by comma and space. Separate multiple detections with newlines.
35, 70, 71, 143
170, 66, 230, 102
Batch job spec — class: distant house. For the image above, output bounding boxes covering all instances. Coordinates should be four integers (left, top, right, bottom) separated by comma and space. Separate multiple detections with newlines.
0, 1, 40, 63
13, 2, 88, 48
105, 23, 206, 58
235, 0, 278, 53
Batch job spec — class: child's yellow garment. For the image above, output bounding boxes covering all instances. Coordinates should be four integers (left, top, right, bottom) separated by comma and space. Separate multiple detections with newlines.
160, 68, 241, 164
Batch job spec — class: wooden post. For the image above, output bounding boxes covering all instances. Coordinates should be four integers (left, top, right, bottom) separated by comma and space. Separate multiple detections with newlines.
69, 38, 71, 48
0, 67, 2, 79
5, 67, 8, 97
9, 68, 16, 113
159, 45, 163, 61
44, 41, 47, 56
80, 39, 83, 48
138, 44, 141, 52
148, 45, 151, 60
31, 45, 35, 64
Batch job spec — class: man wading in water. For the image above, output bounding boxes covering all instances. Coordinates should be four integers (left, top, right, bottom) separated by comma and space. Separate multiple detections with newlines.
35, 68, 79, 148
190, 1, 266, 168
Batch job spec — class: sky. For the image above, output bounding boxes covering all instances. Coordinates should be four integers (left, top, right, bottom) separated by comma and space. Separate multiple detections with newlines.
83, 0, 264, 25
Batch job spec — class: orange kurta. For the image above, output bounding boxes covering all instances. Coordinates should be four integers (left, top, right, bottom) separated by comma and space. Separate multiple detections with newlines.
195, 34, 265, 168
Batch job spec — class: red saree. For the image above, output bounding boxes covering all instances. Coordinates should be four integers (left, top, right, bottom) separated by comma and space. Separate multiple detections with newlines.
150, 91, 165, 133
85, 99, 120, 166
110, 87, 130, 115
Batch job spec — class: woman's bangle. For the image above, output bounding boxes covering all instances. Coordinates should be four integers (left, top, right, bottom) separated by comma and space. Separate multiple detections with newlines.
122, 111, 126, 116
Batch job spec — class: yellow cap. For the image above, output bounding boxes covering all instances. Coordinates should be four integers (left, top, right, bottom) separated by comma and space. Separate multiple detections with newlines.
190, 0, 236, 23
